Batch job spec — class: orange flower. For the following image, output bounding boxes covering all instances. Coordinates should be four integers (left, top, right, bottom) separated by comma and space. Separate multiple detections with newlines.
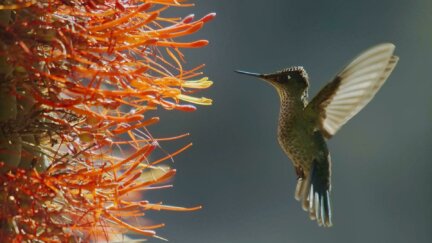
0, 0, 214, 241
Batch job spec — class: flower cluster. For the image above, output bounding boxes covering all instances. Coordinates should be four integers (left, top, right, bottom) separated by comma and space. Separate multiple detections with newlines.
0, 0, 214, 241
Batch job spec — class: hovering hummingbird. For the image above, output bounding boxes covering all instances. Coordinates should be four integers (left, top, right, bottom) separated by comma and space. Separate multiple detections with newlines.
236, 43, 398, 227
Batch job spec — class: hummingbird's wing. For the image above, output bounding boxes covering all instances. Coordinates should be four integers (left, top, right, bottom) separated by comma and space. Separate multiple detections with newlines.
305, 43, 398, 138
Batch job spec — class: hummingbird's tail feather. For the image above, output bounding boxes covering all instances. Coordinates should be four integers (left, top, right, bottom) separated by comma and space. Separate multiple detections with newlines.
294, 177, 304, 201
295, 160, 332, 227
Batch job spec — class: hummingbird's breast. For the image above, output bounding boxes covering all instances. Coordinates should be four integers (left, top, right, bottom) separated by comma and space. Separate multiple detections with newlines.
276, 90, 323, 173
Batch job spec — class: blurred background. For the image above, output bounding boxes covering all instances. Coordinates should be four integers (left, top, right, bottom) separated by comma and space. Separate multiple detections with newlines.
147, 0, 432, 242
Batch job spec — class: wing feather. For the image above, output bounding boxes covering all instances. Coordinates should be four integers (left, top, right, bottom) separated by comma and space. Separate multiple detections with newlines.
306, 43, 399, 138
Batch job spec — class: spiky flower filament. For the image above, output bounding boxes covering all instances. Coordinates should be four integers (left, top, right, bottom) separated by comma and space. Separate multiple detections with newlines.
0, 0, 214, 241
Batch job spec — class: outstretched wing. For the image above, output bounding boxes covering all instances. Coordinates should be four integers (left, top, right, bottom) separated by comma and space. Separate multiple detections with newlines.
306, 43, 399, 138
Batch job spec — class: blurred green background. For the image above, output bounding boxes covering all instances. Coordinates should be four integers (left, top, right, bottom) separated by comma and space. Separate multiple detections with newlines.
148, 0, 432, 242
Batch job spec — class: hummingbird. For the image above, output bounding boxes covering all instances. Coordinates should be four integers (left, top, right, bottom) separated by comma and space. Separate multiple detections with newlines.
236, 43, 398, 227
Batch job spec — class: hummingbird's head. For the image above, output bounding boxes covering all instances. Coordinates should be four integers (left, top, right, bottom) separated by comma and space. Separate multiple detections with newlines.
236, 66, 309, 92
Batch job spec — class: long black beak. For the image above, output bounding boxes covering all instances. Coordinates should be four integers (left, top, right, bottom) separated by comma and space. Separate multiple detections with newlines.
235, 70, 263, 78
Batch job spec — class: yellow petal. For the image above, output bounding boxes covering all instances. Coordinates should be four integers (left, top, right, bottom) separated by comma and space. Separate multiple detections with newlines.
182, 77, 213, 89
177, 94, 212, 105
